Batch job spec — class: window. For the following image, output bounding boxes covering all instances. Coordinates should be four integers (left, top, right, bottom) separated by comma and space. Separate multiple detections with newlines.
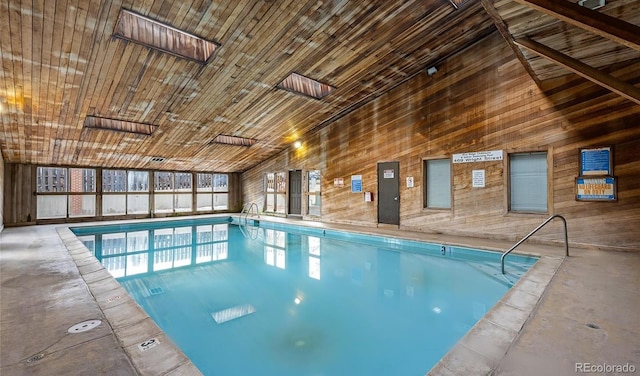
102, 170, 149, 216
509, 152, 548, 213
424, 159, 451, 209
196, 173, 228, 211
307, 170, 321, 216
153, 172, 193, 213
264, 172, 286, 213
36, 167, 96, 219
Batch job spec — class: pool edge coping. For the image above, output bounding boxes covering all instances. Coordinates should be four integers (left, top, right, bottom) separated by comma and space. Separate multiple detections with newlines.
58, 214, 564, 376
56, 226, 203, 376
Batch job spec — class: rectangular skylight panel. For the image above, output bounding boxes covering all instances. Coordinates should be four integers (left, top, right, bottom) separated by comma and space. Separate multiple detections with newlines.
210, 134, 257, 147
83, 116, 157, 136
114, 9, 218, 63
448, 0, 473, 9
277, 72, 335, 100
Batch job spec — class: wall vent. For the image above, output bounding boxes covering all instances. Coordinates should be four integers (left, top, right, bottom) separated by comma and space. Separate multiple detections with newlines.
578, 0, 605, 10
150, 156, 166, 163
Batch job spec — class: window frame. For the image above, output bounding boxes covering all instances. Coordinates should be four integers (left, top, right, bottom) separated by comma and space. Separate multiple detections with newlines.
36, 167, 97, 219
506, 149, 553, 215
423, 157, 452, 210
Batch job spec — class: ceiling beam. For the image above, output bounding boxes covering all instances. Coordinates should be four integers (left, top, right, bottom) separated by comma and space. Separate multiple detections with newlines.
480, 0, 540, 85
514, 37, 640, 105
512, 0, 640, 52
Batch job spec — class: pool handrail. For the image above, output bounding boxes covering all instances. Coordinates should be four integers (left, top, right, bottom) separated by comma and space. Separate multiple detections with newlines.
501, 214, 569, 274
241, 202, 260, 223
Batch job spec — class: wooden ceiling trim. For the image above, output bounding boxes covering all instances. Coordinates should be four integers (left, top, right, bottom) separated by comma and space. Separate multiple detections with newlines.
512, 0, 640, 52
514, 37, 640, 105
480, 0, 540, 85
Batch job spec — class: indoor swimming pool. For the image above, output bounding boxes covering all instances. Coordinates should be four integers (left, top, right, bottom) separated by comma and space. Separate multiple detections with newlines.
71, 217, 537, 375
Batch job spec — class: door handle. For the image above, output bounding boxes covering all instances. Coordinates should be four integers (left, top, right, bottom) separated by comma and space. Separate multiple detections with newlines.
394, 197, 398, 201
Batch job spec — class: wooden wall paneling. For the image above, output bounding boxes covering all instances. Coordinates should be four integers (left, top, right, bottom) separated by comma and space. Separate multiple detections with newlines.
0, 148, 4, 230
2, 163, 35, 225
242, 31, 640, 251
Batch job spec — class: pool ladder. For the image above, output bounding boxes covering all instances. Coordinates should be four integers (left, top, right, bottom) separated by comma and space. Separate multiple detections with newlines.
240, 202, 260, 224
501, 214, 569, 274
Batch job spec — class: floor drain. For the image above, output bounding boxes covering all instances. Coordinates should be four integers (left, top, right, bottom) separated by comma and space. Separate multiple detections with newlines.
68, 319, 102, 334
586, 323, 601, 329
26, 353, 45, 363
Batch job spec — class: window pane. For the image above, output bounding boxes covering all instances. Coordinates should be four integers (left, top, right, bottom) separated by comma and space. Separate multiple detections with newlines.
276, 172, 287, 193
37, 167, 67, 192
175, 194, 192, 212
213, 193, 228, 210
266, 173, 275, 192
276, 194, 286, 213
266, 194, 275, 212
36, 195, 67, 219
426, 159, 451, 209
127, 194, 149, 214
68, 195, 96, 217
308, 194, 321, 216
154, 194, 173, 213
175, 173, 192, 192
69, 168, 96, 192
197, 193, 213, 211
103, 170, 127, 193
308, 170, 321, 193
128, 171, 149, 192
197, 173, 213, 192
103, 195, 126, 216
213, 174, 228, 192
510, 152, 547, 212
155, 172, 173, 191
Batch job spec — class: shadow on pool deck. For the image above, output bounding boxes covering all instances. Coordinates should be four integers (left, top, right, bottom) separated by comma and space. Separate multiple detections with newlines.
1, 215, 638, 375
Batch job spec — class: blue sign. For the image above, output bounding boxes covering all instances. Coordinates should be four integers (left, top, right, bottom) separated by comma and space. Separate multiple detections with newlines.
580, 147, 611, 176
351, 175, 362, 193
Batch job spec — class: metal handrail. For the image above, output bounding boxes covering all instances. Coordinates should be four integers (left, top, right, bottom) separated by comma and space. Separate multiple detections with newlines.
241, 202, 260, 223
501, 214, 569, 274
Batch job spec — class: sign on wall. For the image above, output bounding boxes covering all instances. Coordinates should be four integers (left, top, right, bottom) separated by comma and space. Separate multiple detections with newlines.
472, 170, 485, 188
351, 175, 362, 193
334, 178, 344, 187
576, 177, 616, 201
580, 146, 612, 176
453, 150, 503, 163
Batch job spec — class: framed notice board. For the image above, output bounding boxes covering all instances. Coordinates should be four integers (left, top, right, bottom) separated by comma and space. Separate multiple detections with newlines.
580, 146, 612, 176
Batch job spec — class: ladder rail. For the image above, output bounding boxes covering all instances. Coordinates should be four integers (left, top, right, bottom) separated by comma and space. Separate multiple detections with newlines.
501, 214, 569, 274
240, 202, 260, 224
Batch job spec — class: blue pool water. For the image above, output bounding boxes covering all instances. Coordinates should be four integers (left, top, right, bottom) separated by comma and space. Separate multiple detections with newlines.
71, 218, 537, 376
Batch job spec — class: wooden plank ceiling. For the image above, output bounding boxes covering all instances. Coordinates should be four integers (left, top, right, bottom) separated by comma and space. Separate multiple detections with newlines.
0, 0, 638, 173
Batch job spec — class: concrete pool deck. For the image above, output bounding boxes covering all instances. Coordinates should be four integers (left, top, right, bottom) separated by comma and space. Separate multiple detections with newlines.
1, 215, 638, 375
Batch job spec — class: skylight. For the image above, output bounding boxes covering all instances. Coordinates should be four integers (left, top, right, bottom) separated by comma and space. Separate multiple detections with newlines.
114, 9, 218, 63
448, 0, 473, 9
277, 72, 335, 100
83, 116, 158, 136
210, 134, 257, 147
